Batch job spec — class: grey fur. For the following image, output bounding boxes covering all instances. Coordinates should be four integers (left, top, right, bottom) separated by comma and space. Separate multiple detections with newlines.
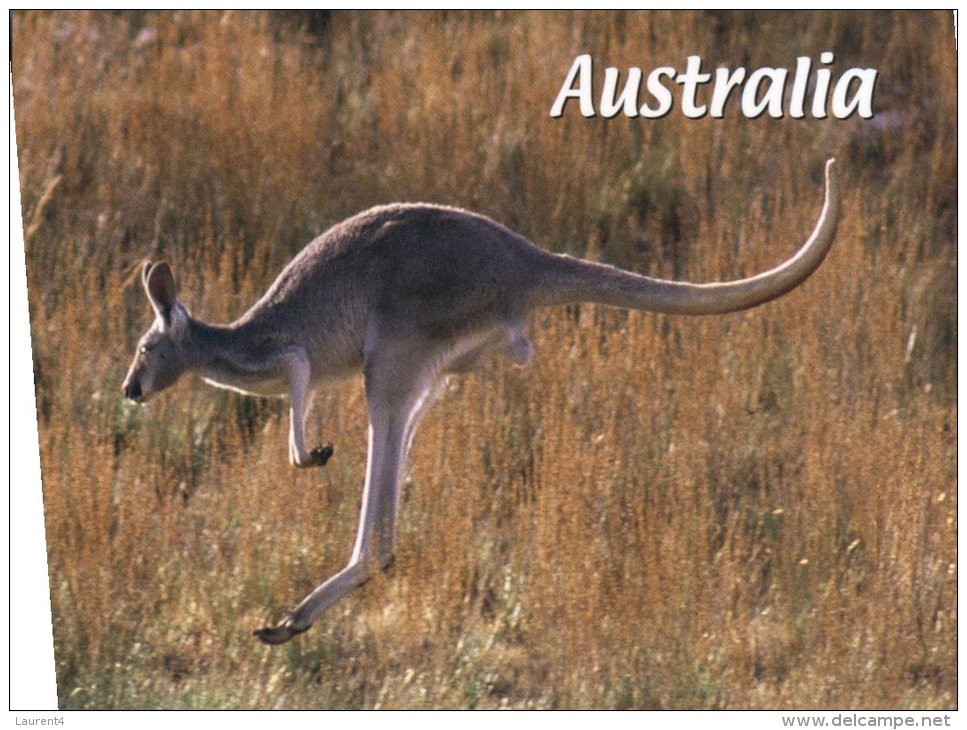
122, 159, 839, 644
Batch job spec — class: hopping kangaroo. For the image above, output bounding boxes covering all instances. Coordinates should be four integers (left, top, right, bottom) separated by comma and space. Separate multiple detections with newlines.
123, 159, 839, 644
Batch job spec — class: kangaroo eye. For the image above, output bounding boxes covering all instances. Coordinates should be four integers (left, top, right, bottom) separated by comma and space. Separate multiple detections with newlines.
139, 344, 152, 356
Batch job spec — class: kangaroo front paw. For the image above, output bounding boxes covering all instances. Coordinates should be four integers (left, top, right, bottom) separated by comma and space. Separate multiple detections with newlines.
293, 443, 334, 468
309, 443, 334, 466
254, 618, 311, 645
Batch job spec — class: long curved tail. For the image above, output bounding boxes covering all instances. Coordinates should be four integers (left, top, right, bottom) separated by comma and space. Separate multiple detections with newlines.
532, 159, 839, 315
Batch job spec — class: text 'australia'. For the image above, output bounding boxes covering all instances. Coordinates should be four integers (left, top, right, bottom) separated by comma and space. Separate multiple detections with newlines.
550, 52, 877, 120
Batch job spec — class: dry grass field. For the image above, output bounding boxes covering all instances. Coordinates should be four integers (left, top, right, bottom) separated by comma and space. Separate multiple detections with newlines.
13, 10, 956, 709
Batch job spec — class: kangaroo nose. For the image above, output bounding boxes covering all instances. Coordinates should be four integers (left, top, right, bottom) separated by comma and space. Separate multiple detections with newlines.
123, 380, 142, 402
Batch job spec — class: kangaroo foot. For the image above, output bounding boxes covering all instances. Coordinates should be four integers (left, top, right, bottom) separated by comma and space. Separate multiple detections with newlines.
254, 618, 311, 645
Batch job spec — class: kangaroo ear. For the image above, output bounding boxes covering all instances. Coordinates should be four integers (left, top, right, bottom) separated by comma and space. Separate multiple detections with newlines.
144, 261, 178, 325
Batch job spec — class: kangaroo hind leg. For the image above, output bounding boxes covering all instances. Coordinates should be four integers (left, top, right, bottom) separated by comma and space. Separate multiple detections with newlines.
255, 331, 447, 644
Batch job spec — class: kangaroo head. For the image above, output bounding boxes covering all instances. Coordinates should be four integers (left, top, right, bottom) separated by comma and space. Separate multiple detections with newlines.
122, 261, 192, 403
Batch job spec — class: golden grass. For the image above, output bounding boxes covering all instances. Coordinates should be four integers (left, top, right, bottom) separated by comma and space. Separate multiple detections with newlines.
13, 10, 955, 709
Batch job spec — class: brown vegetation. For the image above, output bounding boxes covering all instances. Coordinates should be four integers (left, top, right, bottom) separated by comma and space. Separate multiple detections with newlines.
13, 10, 955, 709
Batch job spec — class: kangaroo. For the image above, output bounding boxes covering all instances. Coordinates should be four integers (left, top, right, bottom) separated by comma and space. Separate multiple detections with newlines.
122, 159, 839, 644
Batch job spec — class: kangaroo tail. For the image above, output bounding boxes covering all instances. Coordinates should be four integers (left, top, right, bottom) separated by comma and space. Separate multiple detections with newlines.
531, 159, 839, 315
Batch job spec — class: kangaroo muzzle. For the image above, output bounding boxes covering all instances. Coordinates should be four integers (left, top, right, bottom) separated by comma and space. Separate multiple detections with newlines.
122, 378, 143, 403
